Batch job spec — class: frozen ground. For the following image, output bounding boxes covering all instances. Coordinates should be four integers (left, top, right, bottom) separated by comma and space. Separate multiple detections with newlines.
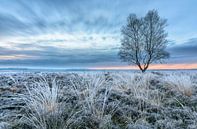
0, 71, 197, 129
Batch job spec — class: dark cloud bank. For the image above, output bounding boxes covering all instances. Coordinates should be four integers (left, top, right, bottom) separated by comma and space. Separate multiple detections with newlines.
0, 38, 196, 68
167, 38, 197, 64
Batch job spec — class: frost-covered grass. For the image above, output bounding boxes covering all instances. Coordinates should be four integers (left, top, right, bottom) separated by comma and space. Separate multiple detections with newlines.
163, 73, 195, 96
19, 77, 67, 129
0, 71, 197, 129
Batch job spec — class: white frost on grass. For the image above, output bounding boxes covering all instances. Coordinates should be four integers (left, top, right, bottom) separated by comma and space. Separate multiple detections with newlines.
164, 73, 195, 96
1, 71, 197, 129
112, 72, 162, 107
19, 77, 67, 129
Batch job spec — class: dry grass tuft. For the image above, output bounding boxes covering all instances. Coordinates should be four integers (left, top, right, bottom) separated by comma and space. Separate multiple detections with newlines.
164, 74, 194, 96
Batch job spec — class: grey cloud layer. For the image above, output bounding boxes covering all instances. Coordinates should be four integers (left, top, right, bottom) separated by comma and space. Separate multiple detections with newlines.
167, 38, 197, 64
0, 38, 196, 67
0, 43, 120, 67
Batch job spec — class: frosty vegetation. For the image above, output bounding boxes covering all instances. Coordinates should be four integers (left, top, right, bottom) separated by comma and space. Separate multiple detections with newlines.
0, 72, 197, 129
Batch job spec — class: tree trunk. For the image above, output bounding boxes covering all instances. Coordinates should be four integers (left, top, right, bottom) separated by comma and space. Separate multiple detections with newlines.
138, 65, 148, 73
137, 65, 146, 73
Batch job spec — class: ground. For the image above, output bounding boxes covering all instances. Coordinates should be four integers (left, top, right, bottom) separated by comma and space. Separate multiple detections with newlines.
0, 71, 197, 129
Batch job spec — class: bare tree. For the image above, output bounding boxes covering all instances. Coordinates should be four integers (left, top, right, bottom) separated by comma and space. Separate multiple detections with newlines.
118, 10, 169, 72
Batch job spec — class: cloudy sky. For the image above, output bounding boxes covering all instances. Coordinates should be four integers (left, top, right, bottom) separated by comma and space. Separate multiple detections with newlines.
0, 0, 197, 69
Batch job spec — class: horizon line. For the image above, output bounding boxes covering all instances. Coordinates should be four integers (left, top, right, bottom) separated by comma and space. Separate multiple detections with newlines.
0, 63, 196, 70
89, 63, 197, 70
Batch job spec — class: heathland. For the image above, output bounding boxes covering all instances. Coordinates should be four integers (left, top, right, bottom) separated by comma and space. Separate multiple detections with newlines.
0, 71, 197, 129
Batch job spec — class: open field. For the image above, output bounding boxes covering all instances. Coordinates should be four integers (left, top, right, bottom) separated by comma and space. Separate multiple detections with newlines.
0, 71, 197, 129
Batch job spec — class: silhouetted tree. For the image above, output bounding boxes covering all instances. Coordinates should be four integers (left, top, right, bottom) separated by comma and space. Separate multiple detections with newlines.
119, 10, 169, 72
